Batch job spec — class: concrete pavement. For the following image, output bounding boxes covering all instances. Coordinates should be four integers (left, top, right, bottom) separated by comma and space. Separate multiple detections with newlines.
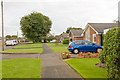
40, 43, 82, 78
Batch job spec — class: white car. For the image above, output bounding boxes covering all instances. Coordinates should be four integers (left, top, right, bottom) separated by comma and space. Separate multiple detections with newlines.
6, 40, 18, 46
50, 40, 56, 43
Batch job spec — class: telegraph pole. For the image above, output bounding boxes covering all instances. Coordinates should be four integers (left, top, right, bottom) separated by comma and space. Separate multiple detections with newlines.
17, 31, 18, 39
17, 31, 18, 42
1, 0, 4, 51
118, 1, 120, 26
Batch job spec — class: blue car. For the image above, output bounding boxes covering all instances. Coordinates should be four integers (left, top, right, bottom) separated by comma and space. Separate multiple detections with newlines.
68, 40, 102, 54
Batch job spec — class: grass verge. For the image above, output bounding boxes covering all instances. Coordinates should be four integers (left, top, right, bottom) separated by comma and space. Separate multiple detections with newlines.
47, 43, 69, 53
0, 60, 2, 79
2, 43, 43, 54
2, 58, 41, 78
65, 58, 107, 79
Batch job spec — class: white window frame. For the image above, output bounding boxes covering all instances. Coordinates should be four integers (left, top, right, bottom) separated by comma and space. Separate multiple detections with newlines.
85, 31, 90, 41
93, 34, 96, 43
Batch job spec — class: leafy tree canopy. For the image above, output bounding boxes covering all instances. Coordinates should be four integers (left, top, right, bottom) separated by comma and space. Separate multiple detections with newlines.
20, 12, 52, 43
6, 35, 11, 39
11, 35, 17, 39
6, 35, 17, 40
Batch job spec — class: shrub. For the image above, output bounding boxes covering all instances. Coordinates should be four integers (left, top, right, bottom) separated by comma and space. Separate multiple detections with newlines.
102, 27, 120, 79
99, 50, 106, 63
62, 39, 69, 44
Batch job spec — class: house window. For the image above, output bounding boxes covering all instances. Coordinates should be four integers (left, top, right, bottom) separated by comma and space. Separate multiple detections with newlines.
85, 31, 90, 41
93, 34, 96, 43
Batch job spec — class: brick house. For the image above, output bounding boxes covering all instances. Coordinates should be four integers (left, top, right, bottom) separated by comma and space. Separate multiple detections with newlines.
82, 23, 117, 46
55, 35, 61, 43
59, 33, 69, 42
69, 29, 83, 41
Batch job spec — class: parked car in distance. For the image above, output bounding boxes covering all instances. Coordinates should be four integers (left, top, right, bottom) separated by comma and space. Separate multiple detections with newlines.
68, 40, 102, 54
5, 40, 18, 46
50, 39, 56, 43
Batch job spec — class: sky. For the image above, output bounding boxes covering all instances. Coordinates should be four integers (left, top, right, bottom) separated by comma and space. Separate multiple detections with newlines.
0, 0, 119, 37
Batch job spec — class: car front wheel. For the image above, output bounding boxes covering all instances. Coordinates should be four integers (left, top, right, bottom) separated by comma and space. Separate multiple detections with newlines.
73, 49, 79, 54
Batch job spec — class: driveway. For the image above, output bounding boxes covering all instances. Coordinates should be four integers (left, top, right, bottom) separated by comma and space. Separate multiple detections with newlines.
40, 43, 82, 78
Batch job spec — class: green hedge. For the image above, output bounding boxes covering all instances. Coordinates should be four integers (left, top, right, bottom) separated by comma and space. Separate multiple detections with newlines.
62, 39, 69, 44
101, 27, 120, 79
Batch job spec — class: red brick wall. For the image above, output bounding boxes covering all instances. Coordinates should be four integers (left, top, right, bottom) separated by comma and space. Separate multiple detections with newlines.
83, 25, 101, 45
96, 34, 101, 45
74, 37, 83, 40
90, 26, 95, 41
83, 32, 86, 40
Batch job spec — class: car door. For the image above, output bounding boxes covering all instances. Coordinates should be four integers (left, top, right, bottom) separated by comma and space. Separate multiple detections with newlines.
84, 41, 95, 52
77, 41, 86, 52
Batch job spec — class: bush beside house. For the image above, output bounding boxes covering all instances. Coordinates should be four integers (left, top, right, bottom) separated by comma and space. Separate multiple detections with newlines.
62, 39, 69, 44
100, 27, 120, 79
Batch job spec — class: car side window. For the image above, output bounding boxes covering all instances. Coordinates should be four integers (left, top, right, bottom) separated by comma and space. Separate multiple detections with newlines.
75, 41, 85, 45
87, 42, 93, 45
84, 41, 93, 45
74, 41, 80, 44
81, 42, 85, 45
84, 42, 88, 45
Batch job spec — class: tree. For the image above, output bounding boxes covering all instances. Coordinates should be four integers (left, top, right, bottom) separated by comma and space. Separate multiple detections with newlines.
66, 27, 82, 33
101, 27, 120, 79
11, 35, 17, 39
6, 35, 17, 40
20, 12, 52, 43
6, 35, 11, 40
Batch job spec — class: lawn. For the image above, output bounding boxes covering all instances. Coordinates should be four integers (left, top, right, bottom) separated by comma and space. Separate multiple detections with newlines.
2, 43, 43, 54
0, 60, 2, 79
47, 43, 69, 53
2, 58, 41, 78
65, 58, 107, 79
